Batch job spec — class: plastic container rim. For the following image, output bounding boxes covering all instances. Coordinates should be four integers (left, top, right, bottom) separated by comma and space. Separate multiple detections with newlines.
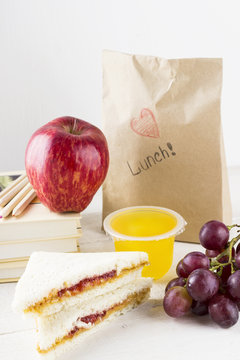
103, 206, 187, 241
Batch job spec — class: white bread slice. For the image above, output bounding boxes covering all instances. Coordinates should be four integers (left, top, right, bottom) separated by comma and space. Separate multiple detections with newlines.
37, 278, 152, 351
12, 251, 148, 314
37, 281, 151, 359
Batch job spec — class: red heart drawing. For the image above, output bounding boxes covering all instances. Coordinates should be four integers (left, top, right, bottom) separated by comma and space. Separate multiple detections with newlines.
130, 108, 159, 138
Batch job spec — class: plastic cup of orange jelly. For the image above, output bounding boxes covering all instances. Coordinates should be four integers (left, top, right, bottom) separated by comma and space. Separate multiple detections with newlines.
103, 206, 186, 280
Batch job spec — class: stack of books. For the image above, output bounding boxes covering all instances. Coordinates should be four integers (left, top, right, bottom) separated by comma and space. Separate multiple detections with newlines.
0, 171, 81, 283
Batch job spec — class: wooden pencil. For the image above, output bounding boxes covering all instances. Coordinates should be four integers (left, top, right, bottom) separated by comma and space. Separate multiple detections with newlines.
0, 183, 33, 218
0, 177, 29, 207
0, 173, 26, 199
12, 189, 36, 217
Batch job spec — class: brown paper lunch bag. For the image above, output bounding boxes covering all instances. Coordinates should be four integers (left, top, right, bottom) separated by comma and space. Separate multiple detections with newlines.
102, 50, 232, 243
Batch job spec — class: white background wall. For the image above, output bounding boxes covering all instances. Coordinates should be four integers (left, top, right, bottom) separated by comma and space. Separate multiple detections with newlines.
0, 0, 240, 171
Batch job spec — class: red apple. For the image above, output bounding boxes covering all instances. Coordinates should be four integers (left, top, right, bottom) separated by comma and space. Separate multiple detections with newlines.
25, 116, 109, 212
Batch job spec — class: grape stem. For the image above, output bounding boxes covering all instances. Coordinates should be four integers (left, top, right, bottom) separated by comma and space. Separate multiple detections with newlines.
210, 225, 240, 274
227, 224, 240, 231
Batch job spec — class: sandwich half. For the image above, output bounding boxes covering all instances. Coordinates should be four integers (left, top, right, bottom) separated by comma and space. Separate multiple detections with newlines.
12, 251, 152, 359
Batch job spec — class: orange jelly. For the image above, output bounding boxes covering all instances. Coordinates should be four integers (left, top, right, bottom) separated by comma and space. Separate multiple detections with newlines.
104, 206, 186, 280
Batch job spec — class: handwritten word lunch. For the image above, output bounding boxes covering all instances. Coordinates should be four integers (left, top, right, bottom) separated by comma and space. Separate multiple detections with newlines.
127, 142, 176, 176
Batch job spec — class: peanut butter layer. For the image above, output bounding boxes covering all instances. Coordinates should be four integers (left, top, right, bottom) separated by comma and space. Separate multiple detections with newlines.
37, 287, 150, 354
26, 262, 148, 314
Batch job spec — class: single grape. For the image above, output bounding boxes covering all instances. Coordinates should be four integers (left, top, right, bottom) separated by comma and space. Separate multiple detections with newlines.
208, 294, 239, 328
227, 270, 240, 299
165, 277, 186, 293
191, 300, 208, 316
181, 251, 210, 276
176, 260, 189, 278
163, 286, 192, 318
187, 269, 219, 302
205, 249, 221, 258
199, 220, 229, 251
235, 252, 240, 269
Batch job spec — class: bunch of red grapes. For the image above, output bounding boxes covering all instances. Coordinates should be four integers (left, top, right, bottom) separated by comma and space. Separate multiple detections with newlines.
163, 220, 240, 328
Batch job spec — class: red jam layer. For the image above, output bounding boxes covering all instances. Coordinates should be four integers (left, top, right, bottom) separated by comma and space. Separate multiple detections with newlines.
81, 310, 107, 325
68, 311, 107, 337
57, 270, 117, 298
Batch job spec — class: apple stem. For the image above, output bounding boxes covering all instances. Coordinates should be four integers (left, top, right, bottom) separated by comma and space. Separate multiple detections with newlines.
69, 118, 81, 135
72, 118, 77, 133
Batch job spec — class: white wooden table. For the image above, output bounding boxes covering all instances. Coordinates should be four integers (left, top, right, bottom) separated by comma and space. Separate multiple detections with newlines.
1, 167, 240, 360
